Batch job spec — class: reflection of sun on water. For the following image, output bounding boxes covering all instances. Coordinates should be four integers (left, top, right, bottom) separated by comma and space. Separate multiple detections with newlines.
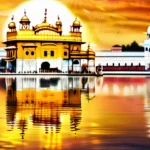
3, 0, 88, 49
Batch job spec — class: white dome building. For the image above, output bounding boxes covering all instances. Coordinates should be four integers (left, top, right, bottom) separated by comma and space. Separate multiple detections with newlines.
142, 26, 150, 69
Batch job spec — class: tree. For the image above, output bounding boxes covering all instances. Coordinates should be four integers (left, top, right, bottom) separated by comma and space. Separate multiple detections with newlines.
121, 41, 144, 52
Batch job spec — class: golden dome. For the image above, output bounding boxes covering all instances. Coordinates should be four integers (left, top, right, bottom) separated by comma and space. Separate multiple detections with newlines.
73, 18, 81, 27
37, 22, 53, 28
8, 15, 16, 29
21, 16, 30, 22
8, 22, 16, 28
20, 10, 30, 23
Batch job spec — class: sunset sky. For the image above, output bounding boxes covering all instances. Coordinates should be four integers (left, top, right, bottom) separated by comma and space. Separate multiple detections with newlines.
0, 0, 150, 50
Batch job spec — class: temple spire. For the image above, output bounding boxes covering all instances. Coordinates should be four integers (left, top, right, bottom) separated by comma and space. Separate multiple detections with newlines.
24, 9, 26, 16
11, 15, 14, 21
43, 8, 47, 23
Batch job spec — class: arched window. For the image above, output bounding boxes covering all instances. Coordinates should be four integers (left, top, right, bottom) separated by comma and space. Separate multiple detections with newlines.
26, 51, 29, 55
64, 52, 67, 56
73, 60, 79, 64
44, 51, 47, 56
146, 47, 148, 51
31, 51, 34, 55
41, 62, 50, 69
51, 51, 54, 56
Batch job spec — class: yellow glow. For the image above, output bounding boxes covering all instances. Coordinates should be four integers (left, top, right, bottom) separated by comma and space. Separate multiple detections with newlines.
90, 122, 99, 127
91, 139, 101, 145
60, 114, 64, 123
15, 113, 21, 121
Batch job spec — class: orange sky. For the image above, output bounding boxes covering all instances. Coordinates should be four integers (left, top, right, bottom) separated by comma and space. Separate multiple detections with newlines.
0, 0, 149, 50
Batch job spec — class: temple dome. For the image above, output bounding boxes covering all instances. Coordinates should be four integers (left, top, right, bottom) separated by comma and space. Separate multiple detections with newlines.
36, 22, 54, 28
8, 22, 16, 28
21, 16, 30, 22
33, 9, 59, 33
8, 16, 16, 29
73, 18, 81, 27
20, 10, 30, 24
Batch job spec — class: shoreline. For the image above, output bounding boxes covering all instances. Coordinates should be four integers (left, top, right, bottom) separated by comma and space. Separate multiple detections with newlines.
1, 71, 150, 76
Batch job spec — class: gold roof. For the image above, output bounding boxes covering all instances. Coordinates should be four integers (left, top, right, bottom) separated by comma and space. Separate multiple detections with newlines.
73, 18, 81, 27
8, 22, 16, 28
37, 22, 54, 28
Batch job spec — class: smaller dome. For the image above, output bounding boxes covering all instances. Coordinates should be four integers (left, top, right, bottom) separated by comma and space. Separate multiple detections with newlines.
21, 16, 30, 22
8, 15, 16, 29
147, 26, 150, 33
20, 10, 30, 23
8, 22, 16, 28
73, 18, 81, 27
56, 21, 62, 25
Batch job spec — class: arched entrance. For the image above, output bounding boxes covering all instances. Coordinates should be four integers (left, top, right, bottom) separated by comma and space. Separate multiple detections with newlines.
41, 62, 50, 72
73, 60, 79, 65
73, 59, 80, 73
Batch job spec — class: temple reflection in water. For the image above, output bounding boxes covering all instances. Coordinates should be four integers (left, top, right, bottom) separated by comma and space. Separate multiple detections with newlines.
5, 76, 95, 139
2, 76, 150, 149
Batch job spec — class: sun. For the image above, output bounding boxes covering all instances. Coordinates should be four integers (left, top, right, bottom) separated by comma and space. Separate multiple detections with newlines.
3, 0, 87, 45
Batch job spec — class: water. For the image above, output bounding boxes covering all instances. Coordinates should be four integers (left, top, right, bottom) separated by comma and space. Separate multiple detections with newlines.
0, 76, 150, 150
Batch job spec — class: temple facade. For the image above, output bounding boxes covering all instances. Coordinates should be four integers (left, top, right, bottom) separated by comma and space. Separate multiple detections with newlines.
3, 9, 95, 73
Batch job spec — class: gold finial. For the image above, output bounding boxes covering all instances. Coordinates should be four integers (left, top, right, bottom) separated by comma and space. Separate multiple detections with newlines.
24, 9, 26, 16
43, 8, 47, 23
58, 15, 60, 20
11, 15, 14, 21
45, 8, 47, 16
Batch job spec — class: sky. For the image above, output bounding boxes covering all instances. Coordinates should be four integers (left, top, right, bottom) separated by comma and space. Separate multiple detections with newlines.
0, 0, 149, 50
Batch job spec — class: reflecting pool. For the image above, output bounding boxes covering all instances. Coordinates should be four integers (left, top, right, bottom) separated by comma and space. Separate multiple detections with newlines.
0, 76, 150, 149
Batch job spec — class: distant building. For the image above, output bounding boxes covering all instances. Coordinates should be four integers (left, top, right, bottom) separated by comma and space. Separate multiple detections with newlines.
95, 51, 145, 67
95, 27, 150, 71
111, 45, 122, 52
142, 26, 150, 69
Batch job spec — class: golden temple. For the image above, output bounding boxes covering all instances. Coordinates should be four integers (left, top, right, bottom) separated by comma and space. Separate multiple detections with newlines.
3, 9, 95, 74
